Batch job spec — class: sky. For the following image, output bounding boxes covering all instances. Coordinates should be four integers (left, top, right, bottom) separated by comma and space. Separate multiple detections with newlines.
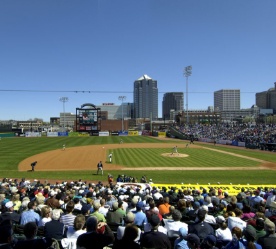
0, 0, 276, 121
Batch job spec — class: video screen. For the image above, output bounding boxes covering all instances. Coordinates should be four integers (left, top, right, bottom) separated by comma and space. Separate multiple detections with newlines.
78, 109, 98, 124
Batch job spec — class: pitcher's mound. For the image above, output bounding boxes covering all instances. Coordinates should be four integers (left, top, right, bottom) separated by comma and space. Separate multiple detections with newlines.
161, 153, 189, 158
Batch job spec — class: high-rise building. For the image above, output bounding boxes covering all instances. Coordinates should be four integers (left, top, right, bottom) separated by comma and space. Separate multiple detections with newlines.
256, 83, 276, 111
133, 74, 158, 120
162, 92, 184, 120
214, 89, 240, 111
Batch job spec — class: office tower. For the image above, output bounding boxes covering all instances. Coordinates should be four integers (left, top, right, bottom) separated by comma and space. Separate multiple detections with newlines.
214, 89, 240, 111
133, 74, 158, 119
162, 92, 184, 120
256, 82, 276, 111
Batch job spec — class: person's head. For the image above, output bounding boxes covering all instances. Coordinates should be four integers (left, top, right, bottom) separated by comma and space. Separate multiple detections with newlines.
172, 209, 182, 221
231, 226, 243, 239
51, 209, 61, 220
86, 216, 98, 232
124, 211, 135, 224
93, 202, 101, 211
264, 219, 276, 234
186, 233, 201, 249
73, 214, 86, 231
41, 206, 51, 218
243, 225, 257, 244
149, 214, 160, 229
27, 201, 36, 210
122, 224, 138, 241
23, 222, 38, 239
216, 215, 227, 229
197, 209, 207, 222
256, 218, 265, 231
66, 200, 75, 213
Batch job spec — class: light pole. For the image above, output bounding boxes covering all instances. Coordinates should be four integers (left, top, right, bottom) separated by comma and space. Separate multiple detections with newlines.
184, 65, 192, 124
118, 96, 126, 132
59, 97, 68, 129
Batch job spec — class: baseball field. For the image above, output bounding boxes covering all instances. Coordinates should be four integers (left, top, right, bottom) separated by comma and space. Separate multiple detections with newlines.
0, 135, 276, 186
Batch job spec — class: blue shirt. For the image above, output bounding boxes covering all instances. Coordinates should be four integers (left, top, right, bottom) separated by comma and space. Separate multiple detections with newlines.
134, 211, 147, 227
20, 210, 40, 225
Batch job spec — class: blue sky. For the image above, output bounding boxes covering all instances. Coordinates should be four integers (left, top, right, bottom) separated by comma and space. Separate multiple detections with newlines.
0, 0, 275, 121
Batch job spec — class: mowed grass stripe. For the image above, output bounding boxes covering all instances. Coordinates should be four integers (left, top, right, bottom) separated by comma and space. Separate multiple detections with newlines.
111, 148, 260, 167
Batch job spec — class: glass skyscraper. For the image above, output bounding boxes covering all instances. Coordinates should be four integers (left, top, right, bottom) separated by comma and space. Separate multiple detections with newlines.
133, 75, 158, 120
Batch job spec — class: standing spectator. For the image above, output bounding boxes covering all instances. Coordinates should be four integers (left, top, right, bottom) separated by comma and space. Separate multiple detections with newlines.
20, 201, 40, 226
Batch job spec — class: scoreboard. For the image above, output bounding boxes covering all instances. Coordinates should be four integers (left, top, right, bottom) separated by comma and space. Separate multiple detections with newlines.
76, 104, 100, 132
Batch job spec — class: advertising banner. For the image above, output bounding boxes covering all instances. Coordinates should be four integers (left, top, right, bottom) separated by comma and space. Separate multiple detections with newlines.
158, 131, 166, 137
99, 131, 109, 136
151, 184, 275, 196
47, 132, 59, 137
25, 132, 41, 137
128, 130, 139, 136
58, 132, 68, 137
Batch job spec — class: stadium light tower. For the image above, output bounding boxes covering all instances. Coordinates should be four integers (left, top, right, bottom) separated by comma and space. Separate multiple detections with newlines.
183, 66, 192, 124
59, 97, 69, 129
118, 96, 126, 131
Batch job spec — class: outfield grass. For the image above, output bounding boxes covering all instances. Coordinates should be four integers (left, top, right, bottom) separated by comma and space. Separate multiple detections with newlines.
0, 136, 275, 184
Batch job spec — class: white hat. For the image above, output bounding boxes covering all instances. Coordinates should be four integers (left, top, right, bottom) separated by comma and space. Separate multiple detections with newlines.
5, 201, 15, 209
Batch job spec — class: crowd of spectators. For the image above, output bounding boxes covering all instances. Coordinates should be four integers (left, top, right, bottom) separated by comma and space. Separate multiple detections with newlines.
1, 177, 276, 248
176, 123, 276, 148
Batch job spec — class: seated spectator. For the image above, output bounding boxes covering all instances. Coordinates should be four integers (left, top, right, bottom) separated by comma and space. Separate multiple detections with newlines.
257, 219, 276, 248
44, 209, 66, 241
45, 190, 60, 209
112, 224, 140, 249
13, 222, 51, 249
0, 201, 21, 225
185, 233, 201, 249
140, 213, 171, 249
90, 202, 106, 222
159, 196, 171, 216
0, 221, 14, 249
174, 227, 189, 249
11, 193, 21, 213
188, 209, 215, 241
76, 216, 114, 249
241, 225, 262, 249
163, 210, 188, 238
117, 212, 141, 242
215, 215, 232, 241
227, 208, 247, 231
38, 205, 51, 226
201, 234, 218, 249
133, 201, 147, 228
224, 226, 244, 249
66, 214, 86, 239
60, 200, 76, 227
106, 201, 125, 224
20, 201, 40, 226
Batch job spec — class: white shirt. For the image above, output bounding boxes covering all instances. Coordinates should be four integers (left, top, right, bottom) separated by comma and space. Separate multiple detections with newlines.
215, 227, 233, 241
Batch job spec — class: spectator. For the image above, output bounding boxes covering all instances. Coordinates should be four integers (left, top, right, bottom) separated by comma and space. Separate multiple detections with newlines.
133, 201, 147, 228
174, 227, 189, 249
76, 216, 114, 249
188, 209, 214, 241
0, 221, 14, 249
163, 210, 188, 238
44, 209, 66, 241
215, 215, 232, 241
60, 200, 76, 227
106, 201, 125, 224
185, 233, 201, 249
241, 225, 262, 249
90, 202, 106, 222
38, 205, 51, 226
257, 219, 276, 248
112, 224, 140, 249
66, 214, 86, 239
140, 213, 171, 249
45, 191, 60, 209
0, 201, 21, 225
13, 222, 51, 249
20, 201, 40, 226
159, 196, 171, 216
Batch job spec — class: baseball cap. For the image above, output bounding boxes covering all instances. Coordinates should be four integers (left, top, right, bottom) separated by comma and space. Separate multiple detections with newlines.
179, 227, 188, 237
5, 201, 15, 209
216, 215, 226, 223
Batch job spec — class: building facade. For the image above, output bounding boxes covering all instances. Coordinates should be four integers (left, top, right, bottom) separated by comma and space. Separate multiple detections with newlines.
133, 74, 158, 120
162, 92, 184, 120
256, 83, 276, 112
214, 89, 240, 111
